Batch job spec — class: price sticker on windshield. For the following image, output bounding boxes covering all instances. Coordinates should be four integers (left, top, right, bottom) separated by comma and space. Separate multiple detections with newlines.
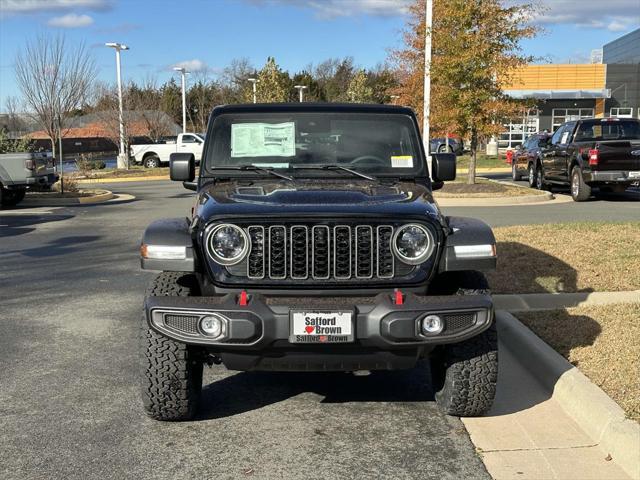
391, 155, 413, 168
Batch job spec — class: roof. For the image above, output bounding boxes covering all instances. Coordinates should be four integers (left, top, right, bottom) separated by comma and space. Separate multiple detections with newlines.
211, 102, 416, 116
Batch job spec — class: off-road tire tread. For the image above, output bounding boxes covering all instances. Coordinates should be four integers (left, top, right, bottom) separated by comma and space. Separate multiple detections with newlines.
429, 271, 498, 417
141, 272, 203, 421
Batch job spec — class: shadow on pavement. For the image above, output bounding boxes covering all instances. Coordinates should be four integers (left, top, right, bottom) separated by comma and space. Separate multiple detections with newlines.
198, 363, 434, 420
0, 213, 74, 238
1, 234, 101, 257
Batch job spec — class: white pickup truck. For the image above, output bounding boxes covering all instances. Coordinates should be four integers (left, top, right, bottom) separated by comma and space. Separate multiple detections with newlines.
130, 133, 204, 168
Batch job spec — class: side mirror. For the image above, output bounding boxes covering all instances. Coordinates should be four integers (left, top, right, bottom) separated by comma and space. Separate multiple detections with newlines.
431, 153, 456, 182
170, 152, 195, 182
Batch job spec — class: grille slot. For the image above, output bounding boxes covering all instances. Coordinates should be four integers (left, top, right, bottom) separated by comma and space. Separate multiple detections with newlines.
164, 314, 200, 334
245, 223, 396, 281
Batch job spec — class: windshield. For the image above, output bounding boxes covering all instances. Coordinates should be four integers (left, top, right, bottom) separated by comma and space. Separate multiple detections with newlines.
575, 120, 640, 142
204, 112, 425, 177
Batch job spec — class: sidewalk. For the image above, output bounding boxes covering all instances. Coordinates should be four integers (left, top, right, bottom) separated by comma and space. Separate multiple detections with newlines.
494, 290, 640, 312
463, 312, 634, 480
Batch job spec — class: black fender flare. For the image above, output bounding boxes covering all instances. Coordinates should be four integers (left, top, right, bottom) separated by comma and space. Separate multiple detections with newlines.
140, 218, 197, 272
439, 216, 497, 273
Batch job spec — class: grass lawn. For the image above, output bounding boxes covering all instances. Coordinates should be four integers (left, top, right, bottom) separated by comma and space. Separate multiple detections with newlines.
436, 177, 545, 198
489, 222, 640, 294
518, 304, 640, 422
456, 154, 508, 170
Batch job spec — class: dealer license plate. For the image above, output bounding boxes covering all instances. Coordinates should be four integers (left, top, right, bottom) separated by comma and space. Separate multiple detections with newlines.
628, 171, 640, 179
289, 310, 354, 343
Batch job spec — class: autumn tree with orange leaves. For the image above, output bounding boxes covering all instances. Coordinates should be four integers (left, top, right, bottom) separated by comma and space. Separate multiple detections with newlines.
390, 0, 539, 184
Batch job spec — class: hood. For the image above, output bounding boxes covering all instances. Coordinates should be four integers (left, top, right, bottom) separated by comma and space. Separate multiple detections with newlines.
194, 178, 442, 221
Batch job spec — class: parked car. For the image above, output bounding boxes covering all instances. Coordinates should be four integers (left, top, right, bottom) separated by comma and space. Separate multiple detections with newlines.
130, 132, 204, 168
528, 118, 640, 201
511, 132, 552, 185
430, 137, 464, 155
139, 103, 498, 421
0, 151, 57, 207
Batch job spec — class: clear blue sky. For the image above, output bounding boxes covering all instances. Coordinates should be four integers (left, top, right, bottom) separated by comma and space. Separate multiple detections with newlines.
0, 0, 638, 111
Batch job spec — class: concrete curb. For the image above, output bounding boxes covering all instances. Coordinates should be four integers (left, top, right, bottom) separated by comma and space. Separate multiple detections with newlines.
77, 175, 169, 184
435, 191, 554, 206
494, 290, 640, 312
23, 189, 114, 206
497, 311, 640, 479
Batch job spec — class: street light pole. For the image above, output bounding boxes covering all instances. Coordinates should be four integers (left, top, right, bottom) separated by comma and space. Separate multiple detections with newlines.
423, 0, 433, 177
105, 42, 129, 170
173, 67, 188, 134
247, 78, 258, 104
294, 85, 308, 102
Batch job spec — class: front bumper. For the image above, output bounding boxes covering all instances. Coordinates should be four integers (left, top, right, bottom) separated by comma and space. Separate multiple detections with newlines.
583, 170, 639, 184
144, 292, 493, 371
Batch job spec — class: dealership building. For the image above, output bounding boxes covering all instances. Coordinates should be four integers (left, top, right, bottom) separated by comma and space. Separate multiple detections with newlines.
498, 27, 640, 149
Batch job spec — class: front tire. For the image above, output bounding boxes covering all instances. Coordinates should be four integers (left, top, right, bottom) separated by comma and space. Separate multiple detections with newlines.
512, 163, 521, 181
428, 271, 498, 417
571, 166, 591, 201
140, 272, 203, 421
527, 163, 537, 188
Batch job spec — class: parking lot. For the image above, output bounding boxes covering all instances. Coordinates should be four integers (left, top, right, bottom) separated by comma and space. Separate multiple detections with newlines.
1, 180, 637, 479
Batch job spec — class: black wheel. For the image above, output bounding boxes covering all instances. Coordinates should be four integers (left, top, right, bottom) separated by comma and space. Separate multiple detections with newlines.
143, 155, 160, 169
571, 166, 591, 201
0, 187, 26, 206
527, 163, 536, 188
140, 272, 203, 421
428, 271, 498, 417
511, 163, 521, 181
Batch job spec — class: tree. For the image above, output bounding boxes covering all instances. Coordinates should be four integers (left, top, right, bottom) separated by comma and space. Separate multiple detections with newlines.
290, 70, 324, 102
252, 57, 291, 103
390, 0, 538, 183
187, 70, 222, 132
347, 69, 374, 103
314, 57, 355, 102
14, 34, 96, 159
160, 78, 182, 125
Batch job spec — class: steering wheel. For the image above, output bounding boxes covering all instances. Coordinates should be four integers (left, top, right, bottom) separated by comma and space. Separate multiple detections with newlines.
350, 155, 387, 166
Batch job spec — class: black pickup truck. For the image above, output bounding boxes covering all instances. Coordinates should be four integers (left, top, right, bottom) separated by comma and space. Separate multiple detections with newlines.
139, 103, 498, 421
532, 117, 640, 201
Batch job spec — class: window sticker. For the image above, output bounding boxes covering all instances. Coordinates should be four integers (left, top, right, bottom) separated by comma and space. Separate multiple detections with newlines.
560, 131, 570, 144
251, 163, 290, 169
391, 155, 414, 168
231, 122, 295, 157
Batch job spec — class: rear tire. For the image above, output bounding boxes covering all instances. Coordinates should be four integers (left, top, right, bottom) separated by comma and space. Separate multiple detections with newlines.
140, 272, 203, 421
0, 187, 26, 206
143, 155, 160, 169
571, 166, 591, 201
428, 271, 498, 417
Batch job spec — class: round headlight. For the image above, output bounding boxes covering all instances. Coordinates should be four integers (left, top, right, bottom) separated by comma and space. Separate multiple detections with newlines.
208, 223, 250, 265
392, 224, 435, 265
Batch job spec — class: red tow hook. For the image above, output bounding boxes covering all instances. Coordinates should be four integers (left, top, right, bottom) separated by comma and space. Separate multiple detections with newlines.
394, 289, 404, 305
238, 290, 248, 306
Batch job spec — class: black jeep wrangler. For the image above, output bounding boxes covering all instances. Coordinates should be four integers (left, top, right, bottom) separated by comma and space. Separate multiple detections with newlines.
140, 103, 498, 421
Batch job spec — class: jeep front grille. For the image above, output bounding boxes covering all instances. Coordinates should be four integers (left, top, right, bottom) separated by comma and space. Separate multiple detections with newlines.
244, 224, 396, 281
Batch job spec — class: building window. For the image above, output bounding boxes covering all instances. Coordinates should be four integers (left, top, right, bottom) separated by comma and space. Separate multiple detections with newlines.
609, 107, 633, 118
551, 108, 594, 131
498, 110, 539, 150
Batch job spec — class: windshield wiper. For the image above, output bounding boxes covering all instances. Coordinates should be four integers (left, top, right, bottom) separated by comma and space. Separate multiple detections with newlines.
292, 165, 377, 181
210, 165, 294, 182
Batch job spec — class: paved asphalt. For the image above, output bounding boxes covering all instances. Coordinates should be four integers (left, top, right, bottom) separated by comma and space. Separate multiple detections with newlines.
1, 181, 488, 480
1, 178, 637, 480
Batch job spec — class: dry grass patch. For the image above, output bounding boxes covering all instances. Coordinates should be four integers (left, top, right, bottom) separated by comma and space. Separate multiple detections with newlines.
436, 178, 544, 198
518, 304, 640, 422
489, 222, 640, 293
